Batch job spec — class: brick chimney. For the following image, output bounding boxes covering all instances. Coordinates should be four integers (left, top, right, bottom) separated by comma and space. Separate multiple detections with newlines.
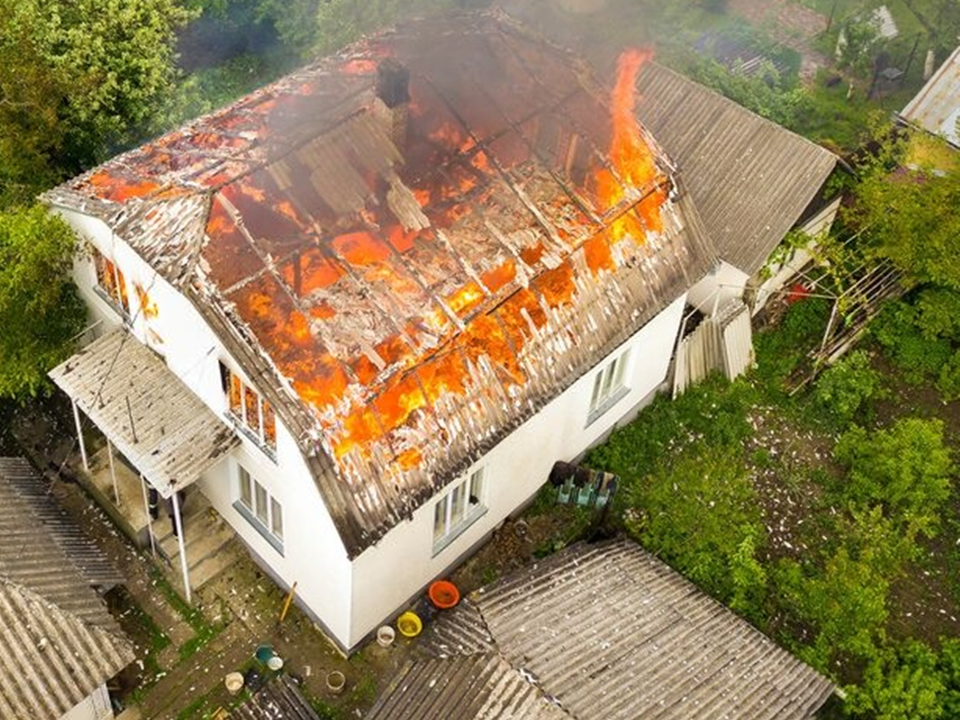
374, 58, 410, 148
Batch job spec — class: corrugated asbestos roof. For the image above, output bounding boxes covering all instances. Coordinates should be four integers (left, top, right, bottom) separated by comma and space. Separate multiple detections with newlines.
49, 329, 240, 498
369, 539, 834, 720
637, 62, 838, 275
901, 45, 960, 148
231, 676, 321, 720
367, 653, 569, 720
0, 458, 134, 720
44, 12, 716, 557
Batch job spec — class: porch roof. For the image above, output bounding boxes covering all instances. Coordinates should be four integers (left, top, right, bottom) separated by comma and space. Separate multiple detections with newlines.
49, 329, 239, 498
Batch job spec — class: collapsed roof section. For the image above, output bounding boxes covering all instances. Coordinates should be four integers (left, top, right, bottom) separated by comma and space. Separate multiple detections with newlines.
44, 12, 715, 556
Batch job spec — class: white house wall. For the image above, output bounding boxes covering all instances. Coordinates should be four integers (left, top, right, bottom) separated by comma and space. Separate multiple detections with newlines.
347, 292, 688, 648
687, 261, 750, 316
53, 207, 355, 645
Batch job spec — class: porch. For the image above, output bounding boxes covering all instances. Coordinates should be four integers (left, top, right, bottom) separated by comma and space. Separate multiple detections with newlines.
50, 328, 241, 603
80, 444, 242, 596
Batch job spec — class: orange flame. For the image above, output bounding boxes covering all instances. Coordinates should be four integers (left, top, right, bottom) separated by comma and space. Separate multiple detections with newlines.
594, 49, 665, 246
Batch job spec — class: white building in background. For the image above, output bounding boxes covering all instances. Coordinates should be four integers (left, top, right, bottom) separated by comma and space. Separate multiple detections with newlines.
45, 13, 719, 651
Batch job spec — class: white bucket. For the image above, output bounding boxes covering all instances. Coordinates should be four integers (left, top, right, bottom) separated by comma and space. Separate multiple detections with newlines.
224, 672, 244, 695
377, 625, 396, 648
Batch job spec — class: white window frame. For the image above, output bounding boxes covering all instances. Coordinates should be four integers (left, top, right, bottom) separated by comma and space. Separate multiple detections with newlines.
235, 465, 283, 554
91, 247, 131, 318
433, 467, 486, 555
220, 362, 278, 459
587, 347, 632, 424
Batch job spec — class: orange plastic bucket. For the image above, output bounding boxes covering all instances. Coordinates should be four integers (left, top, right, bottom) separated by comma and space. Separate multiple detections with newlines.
428, 580, 460, 609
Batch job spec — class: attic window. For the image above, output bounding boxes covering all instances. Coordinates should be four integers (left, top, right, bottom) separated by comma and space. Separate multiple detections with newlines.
219, 362, 277, 457
92, 247, 130, 317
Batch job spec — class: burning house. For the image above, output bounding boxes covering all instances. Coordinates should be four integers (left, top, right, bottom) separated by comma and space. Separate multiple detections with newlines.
45, 12, 714, 650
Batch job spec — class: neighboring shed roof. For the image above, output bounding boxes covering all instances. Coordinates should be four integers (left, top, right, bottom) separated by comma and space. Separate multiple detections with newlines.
45, 12, 715, 557
0, 458, 134, 720
368, 653, 569, 720
231, 676, 321, 720
901, 45, 960, 148
637, 62, 838, 275
49, 329, 240, 498
371, 539, 834, 720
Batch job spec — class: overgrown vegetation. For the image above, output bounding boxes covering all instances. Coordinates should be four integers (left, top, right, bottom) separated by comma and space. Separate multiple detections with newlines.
586, 288, 960, 714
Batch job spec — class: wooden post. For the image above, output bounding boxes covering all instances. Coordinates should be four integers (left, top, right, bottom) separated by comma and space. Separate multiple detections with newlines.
279, 582, 298, 624
140, 475, 157, 558
172, 490, 192, 605
71, 400, 89, 471
107, 440, 121, 508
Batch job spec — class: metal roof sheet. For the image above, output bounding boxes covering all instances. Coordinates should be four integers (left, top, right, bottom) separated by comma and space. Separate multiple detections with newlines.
901, 45, 960, 148
49, 329, 240, 498
392, 539, 835, 720
0, 458, 134, 720
637, 62, 838, 275
44, 13, 716, 557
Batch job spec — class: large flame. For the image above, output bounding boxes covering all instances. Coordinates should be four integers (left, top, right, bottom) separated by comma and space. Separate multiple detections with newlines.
592, 48, 665, 252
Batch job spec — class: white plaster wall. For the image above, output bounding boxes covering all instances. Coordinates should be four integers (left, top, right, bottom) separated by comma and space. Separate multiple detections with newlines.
52, 207, 355, 645
347, 292, 688, 648
60, 684, 111, 720
687, 261, 749, 316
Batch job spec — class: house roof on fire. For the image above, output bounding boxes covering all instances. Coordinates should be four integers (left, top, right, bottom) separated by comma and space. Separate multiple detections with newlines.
636, 62, 838, 276
43, 12, 714, 558
368, 539, 835, 720
0, 458, 134, 719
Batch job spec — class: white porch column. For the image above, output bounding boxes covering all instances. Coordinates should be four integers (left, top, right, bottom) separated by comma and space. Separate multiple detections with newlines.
71, 400, 89, 471
139, 475, 157, 558
172, 491, 192, 604
106, 440, 121, 508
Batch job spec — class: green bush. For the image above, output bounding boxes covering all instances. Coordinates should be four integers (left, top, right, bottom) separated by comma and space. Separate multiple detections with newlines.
814, 350, 886, 425
872, 301, 952, 383
834, 418, 953, 538
754, 297, 832, 385
625, 449, 765, 604
916, 288, 960, 341
846, 641, 946, 720
937, 351, 960, 402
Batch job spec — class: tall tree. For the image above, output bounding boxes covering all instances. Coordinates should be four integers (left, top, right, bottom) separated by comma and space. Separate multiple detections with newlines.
0, 0, 192, 205
0, 206, 86, 400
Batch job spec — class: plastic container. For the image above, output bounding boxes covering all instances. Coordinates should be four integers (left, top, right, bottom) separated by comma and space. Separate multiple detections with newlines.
255, 644, 275, 664
326, 670, 346, 695
397, 610, 423, 638
377, 625, 396, 648
267, 655, 284, 672
428, 580, 460, 609
224, 672, 244, 695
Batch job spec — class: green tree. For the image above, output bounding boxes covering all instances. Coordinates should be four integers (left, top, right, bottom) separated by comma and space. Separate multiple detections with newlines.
0, 206, 86, 400
814, 349, 886, 425
0, 0, 192, 204
836, 15, 881, 99
849, 158, 960, 292
834, 418, 953, 538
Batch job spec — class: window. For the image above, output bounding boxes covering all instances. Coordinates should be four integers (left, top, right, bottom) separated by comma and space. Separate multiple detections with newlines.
588, 347, 631, 421
236, 466, 283, 553
219, 362, 277, 456
433, 468, 486, 553
92, 247, 130, 316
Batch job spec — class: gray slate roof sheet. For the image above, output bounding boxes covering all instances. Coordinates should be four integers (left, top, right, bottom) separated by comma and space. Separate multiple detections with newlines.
637, 62, 838, 275
0, 458, 134, 719
49, 329, 240, 498
370, 539, 834, 720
